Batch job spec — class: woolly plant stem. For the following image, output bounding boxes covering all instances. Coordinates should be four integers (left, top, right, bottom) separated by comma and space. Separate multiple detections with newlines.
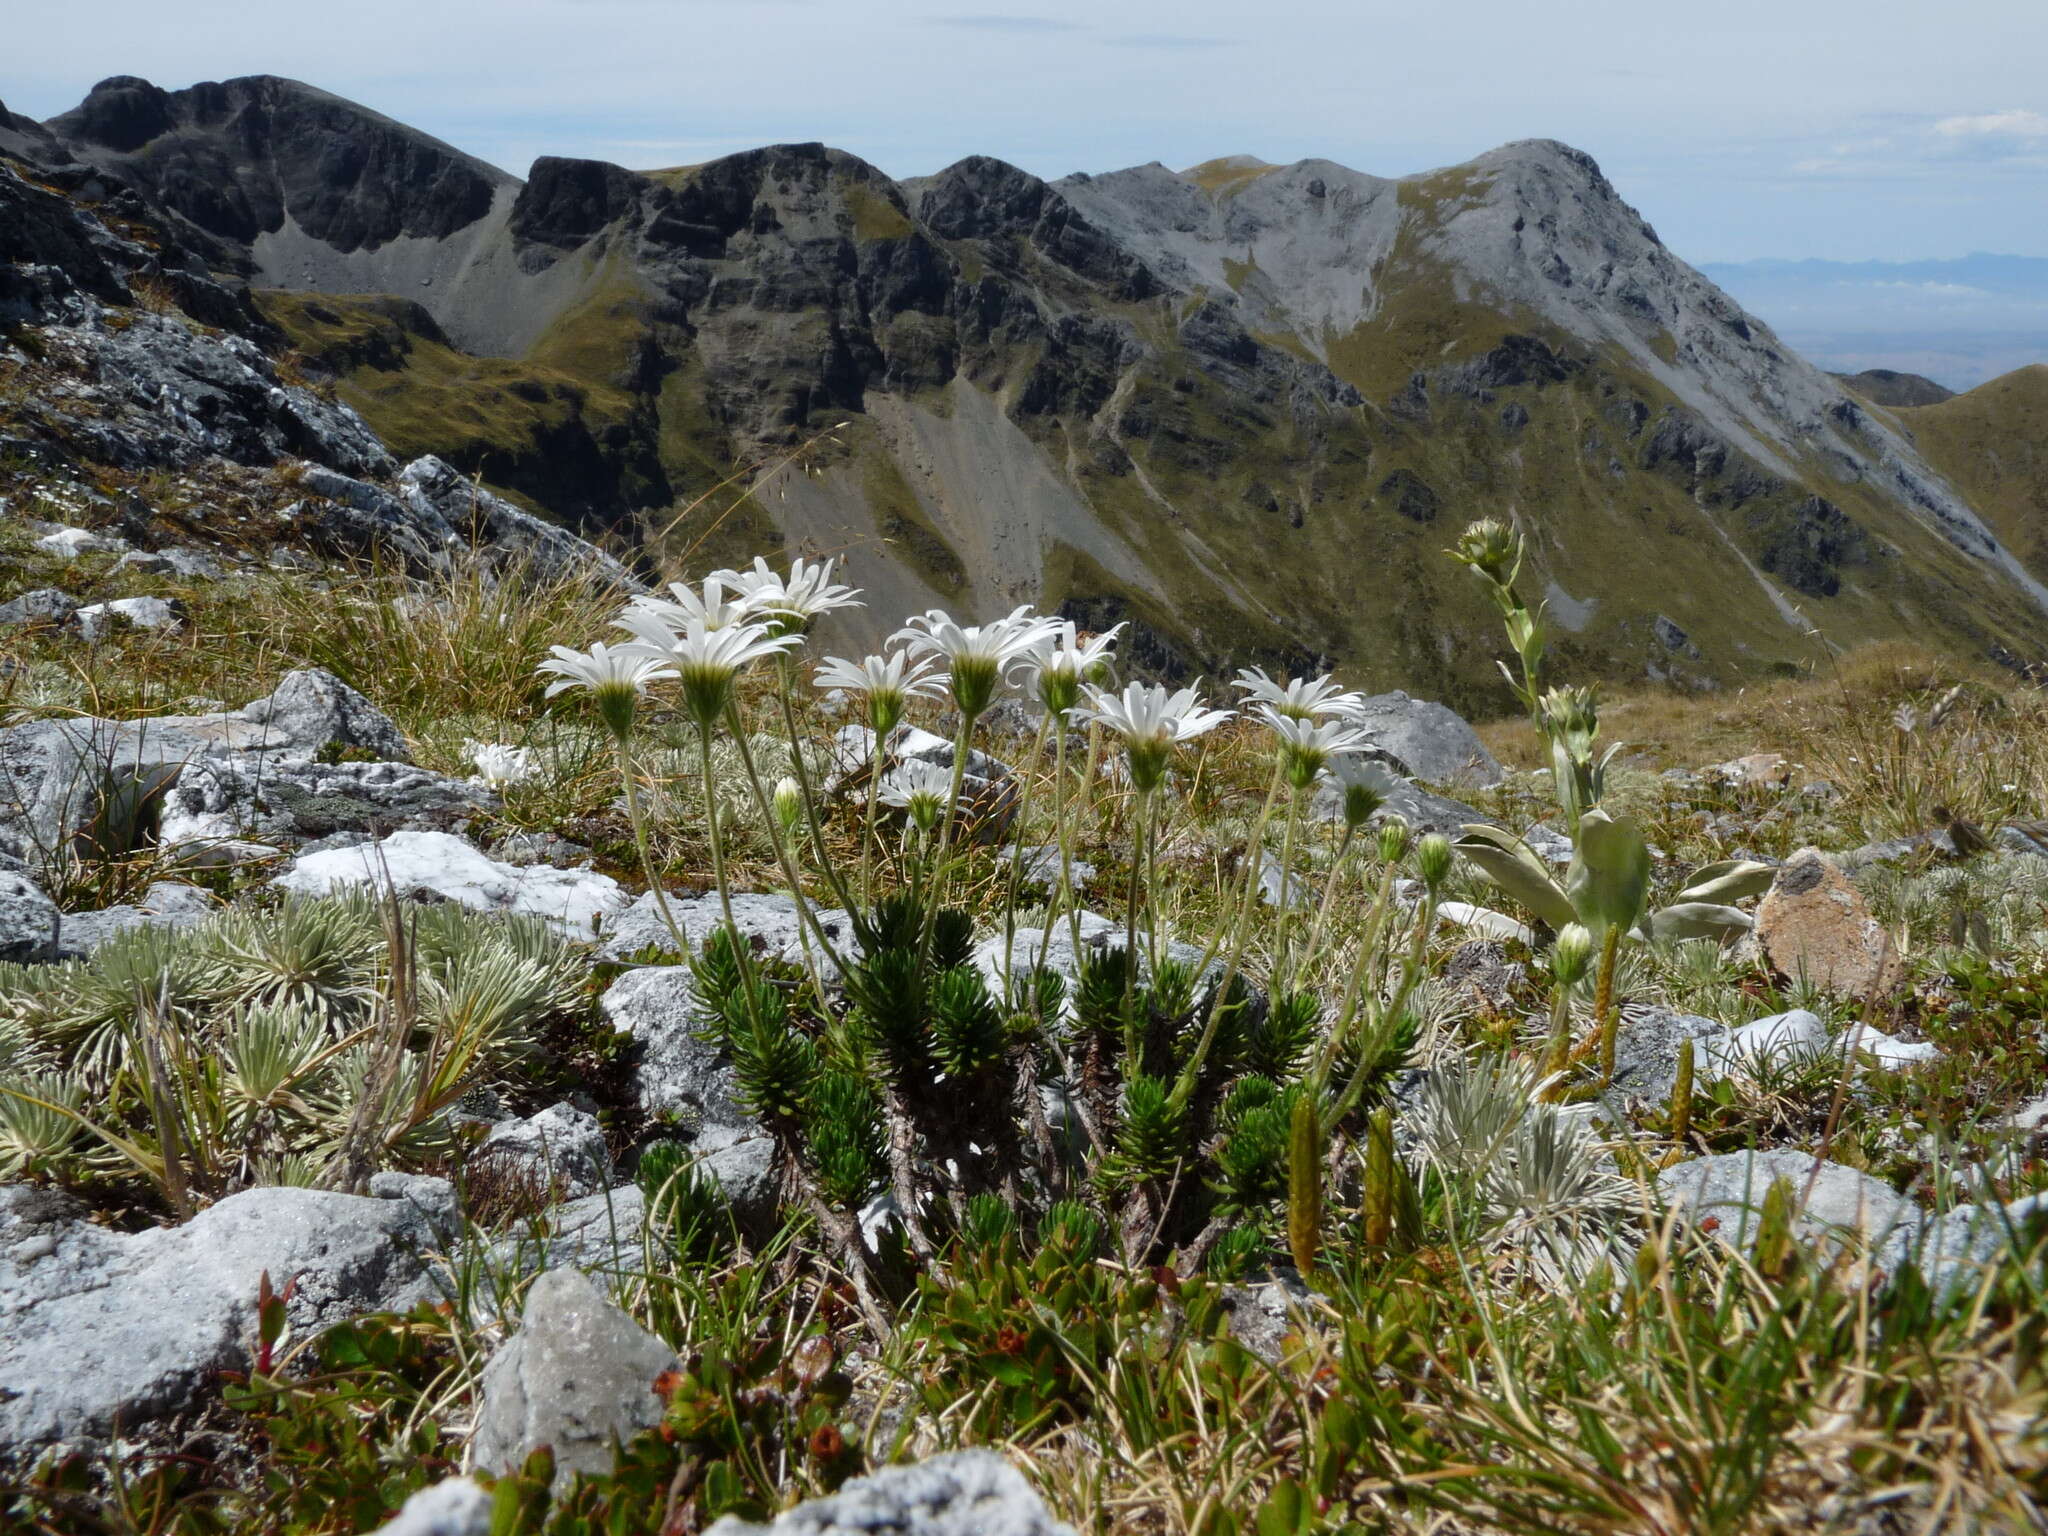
1172, 762, 1286, 1110
998, 710, 1055, 996
721, 709, 844, 1006
617, 733, 685, 953
1594, 924, 1623, 1086
775, 656, 858, 916
1268, 783, 1306, 984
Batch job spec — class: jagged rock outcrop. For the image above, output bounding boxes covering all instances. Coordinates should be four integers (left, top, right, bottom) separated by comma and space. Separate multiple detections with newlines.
10, 76, 2048, 697
0, 1177, 457, 1451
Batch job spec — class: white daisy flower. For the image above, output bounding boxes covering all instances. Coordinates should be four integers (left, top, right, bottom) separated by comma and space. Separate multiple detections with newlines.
536, 641, 677, 738
1073, 681, 1233, 791
623, 574, 752, 634
466, 740, 540, 791
1254, 706, 1379, 789
1021, 621, 1124, 717
614, 612, 802, 727
721, 555, 864, 635
893, 605, 1059, 717
813, 649, 946, 737
877, 759, 955, 832
1233, 667, 1365, 722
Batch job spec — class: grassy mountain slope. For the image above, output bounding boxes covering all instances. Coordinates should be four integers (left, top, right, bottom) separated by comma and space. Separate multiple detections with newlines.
1891, 366, 2048, 585
47, 76, 2045, 708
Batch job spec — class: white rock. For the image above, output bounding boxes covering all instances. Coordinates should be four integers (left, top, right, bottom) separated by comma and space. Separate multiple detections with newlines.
1438, 901, 1535, 946
1659, 1148, 1917, 1257
75, 596, 181, 640
34, 526, 126, 558
1700, 1009, 1829, 1079
704, 1450, 1075, 1536
275, 829, 625, 938
367, 1478, 492, 1536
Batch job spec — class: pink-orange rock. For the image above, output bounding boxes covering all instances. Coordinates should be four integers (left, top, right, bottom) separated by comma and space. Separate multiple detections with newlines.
1754, 847, 1903, 998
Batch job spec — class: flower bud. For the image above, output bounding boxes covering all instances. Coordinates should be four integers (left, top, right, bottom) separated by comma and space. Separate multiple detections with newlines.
1451, 517, 1520, 587
1377, 814, 1411, 865
1343, 780, 1384, 829
1550, 922, 1594, 987
1417, 832, 1452, 890
774, 776, 804, 836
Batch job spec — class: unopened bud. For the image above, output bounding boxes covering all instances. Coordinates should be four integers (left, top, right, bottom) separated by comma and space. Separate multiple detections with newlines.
1343, 781, 1384, 829
1377, 815, 1412, 865
774, 776, 804, 836
1550, 923, 1594, 986
1417, 833, 1452, 890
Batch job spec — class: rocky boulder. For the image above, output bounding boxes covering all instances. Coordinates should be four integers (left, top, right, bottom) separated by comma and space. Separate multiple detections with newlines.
1311, 757, 1483, 836
54, 879, 212, 958
367, 1478, 492, 1536
275, 829, 625, 939
0, 668, 408, 867
1754, 848, 1904, 998
1659, 1148, 1916, 1258
470, 1266, 675, 1483
0, 1178, 455, 1452
595, 889, 858, 976
704, 1450, 1075, 1536
473, 1102, 612, 1202
160, 756, 494, 865
0, 869, 62, 962
600, 966, 750, 1130
1343, 691, 1503, 788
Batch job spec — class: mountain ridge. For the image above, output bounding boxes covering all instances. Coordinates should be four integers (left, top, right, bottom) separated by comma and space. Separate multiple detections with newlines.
8, 73, 2047, 704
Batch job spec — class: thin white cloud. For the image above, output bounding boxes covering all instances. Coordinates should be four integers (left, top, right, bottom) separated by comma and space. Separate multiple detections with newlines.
1931, 108, 2048, 143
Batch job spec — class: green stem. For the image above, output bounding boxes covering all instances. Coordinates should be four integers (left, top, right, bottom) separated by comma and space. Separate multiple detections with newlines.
998, 711, 1054, 998
617, 733, 686, 953
776, 656, 857, 915
696, 725, 760, 1016
1123, 785, 1151, 1057
1171, 762, 1285, 1112
1299, 821, 1357, 976
722, 707, 844, 1009
1268, 784, 1305, 984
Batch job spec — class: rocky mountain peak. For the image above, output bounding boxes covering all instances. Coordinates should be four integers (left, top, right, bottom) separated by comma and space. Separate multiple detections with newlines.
41, 74, 517, 257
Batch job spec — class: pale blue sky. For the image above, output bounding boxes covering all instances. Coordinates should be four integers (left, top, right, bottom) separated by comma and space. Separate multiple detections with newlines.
4, 0, 2046, 264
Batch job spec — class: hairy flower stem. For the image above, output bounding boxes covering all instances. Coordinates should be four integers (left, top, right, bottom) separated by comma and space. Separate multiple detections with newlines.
775, 657, 858, 916
617, 733, 685, 953
721, 710, 844, 1009
1329, 888, 1435, 1129
1055, 723, 1086, 972
918, 703, 982, 970
998, 710, 1055, 995
1268, 784, 1306, 984
697, 726, 763, 1015
1300, 822, 1358, 977
1172, 762, 1285, 1112
1123, 787, 1153, 1053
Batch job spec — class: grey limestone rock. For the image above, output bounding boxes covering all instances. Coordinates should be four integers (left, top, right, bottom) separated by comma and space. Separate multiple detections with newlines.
54, 879, 212, 958
0, 588, 80, 626
469, 1266, 675, 1483
596, 889, 859, 978
1343, 691, 1504, 788
0, 869, 62, 962
474, 1102, 612, 1202
1659, 1148, 1916, 1257
0, 1179, 453, 1451
159, 755, 493, 861
75, 594, 182, 639
0, 668, 407, 867
367, 1477, 493, 1536
600, 966, 748, 1129
703, 1450, 1076, 1536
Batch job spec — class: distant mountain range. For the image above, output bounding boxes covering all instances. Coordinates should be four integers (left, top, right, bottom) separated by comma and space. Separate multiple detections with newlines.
1701, 254, 2048, 391
4, 75, 2047, 701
